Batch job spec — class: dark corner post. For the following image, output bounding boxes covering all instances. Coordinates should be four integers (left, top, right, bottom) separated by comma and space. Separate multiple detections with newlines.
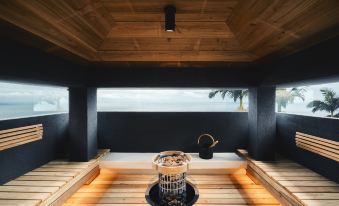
248, 86, 276, 160
69, 87, 98, 161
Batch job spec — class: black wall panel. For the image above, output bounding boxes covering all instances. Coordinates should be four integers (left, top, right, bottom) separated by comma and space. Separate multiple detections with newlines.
0, 114, 69, 184
262, 37, 339, 86
277, 113, 339, 183
98, 112, 248, 152
86, 67, 261, 88
69, 87, 97, 161
248, 86, 276, 160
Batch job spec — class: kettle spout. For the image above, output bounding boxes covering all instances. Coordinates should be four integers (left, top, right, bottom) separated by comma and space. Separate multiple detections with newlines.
209, 140, 219, 148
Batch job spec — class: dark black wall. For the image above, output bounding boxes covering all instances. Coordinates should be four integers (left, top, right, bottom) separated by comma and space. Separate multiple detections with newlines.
98, 112, 248, 152
277, 113, 339, 183
262, 37, 339, 86
0, 22, 86, 87
0, 114, 69, 184
86, 66, 261, 88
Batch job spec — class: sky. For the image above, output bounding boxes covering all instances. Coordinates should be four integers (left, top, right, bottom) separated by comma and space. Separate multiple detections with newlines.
0, 82, 68, 116
0, 82, 67, 104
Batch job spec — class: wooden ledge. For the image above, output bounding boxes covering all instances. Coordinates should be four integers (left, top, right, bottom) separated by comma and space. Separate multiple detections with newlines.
100, 152, 247, 174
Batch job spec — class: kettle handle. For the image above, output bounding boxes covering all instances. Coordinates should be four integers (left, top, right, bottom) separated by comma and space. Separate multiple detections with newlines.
197, 133, 216, 145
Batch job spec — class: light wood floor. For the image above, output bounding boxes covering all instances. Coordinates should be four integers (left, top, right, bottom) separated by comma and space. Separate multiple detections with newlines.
63, 169, 281, 206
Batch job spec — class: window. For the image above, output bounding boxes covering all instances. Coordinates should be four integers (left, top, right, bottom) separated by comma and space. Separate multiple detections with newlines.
0, 82, 68, 120
276, 82, 339, 118
97, 88, 248, 112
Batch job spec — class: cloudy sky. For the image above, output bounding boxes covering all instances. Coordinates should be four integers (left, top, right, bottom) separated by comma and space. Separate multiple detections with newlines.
0, 82, 67, 104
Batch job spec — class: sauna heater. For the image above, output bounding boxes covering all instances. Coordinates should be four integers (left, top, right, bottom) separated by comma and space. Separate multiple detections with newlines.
145, 151, 199, 206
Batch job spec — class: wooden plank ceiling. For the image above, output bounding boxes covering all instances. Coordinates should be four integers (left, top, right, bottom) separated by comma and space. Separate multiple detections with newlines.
0, 0, 339, 63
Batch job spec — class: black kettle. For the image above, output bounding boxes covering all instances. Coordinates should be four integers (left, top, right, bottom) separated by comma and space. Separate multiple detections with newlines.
197, 134, 219, 159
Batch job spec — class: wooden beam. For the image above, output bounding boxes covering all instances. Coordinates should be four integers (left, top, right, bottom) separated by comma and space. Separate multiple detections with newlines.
98, 51, 254, 62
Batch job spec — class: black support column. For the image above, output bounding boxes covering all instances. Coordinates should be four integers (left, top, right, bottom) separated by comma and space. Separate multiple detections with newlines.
248, 86, 276, 160
69, 87, 98, 161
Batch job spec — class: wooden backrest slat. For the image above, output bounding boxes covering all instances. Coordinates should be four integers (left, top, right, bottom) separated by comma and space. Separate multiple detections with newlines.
296, 142, 339, 162
296, 137, 339, 155
296, 139, 339, 158
296, 132, 339, 146
0, 124, 43, 151
0, 124, 42, 135
295, 132, 339, 162
0, 134, 42, 147
0, 131, 42, 144
0, 127, 43, 139
296, 135, 339, 150
0, 137, 42, 151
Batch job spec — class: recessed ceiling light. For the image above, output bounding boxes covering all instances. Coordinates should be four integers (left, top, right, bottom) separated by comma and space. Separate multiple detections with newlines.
164, 5, 176, 32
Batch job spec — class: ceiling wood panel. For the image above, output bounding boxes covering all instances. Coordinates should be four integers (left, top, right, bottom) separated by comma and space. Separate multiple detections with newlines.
227, 0, 339, 59
100, 0, 238, 13
110, 13, 230, 22
99, 38, 243, 52
0, 0, 338, 64
99, 38, 199, 51
98, 51, 254, 62
107, 22, 234, 38
0, 1, 98, 60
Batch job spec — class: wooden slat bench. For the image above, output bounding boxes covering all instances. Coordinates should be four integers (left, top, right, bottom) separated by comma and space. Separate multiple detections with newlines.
0, 149, 109, 206
0, 124, 43, 151
237, 149, 339, 206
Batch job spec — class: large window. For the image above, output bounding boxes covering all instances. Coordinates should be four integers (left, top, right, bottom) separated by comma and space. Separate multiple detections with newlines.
0, 82, 68, 120
97, 88, 248, 112
276, 82, 339, 118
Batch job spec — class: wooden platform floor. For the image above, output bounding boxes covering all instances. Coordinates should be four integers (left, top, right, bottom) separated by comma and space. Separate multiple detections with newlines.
63, 169, 281, 206
249, 160, 339, 206
238, 150, 339, 206
0, 150, 108, 206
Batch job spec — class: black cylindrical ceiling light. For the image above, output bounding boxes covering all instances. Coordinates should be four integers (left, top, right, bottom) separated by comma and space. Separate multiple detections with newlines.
164, 5, 176, 32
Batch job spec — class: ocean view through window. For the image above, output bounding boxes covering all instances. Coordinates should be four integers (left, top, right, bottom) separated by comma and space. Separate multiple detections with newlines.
276, 82, 339, 118
97, 88, 248, 112
0, 82, 68, 120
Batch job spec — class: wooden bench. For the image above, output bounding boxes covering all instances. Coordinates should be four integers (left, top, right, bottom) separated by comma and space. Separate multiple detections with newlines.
295, 132, 339, 162
0, 149, 109, 206
0, 124, 43, 151
237, 149, 339, 206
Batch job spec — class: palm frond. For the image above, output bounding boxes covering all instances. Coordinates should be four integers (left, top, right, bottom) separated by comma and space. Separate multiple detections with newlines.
208, 90, 220, 98
307, 100, 330, 113
209, 89, 247, 102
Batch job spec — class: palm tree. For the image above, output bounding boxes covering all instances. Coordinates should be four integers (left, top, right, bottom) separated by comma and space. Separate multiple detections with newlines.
209, 89, 248, 111
307, 88, 339, 117
276, 87, 306, 112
